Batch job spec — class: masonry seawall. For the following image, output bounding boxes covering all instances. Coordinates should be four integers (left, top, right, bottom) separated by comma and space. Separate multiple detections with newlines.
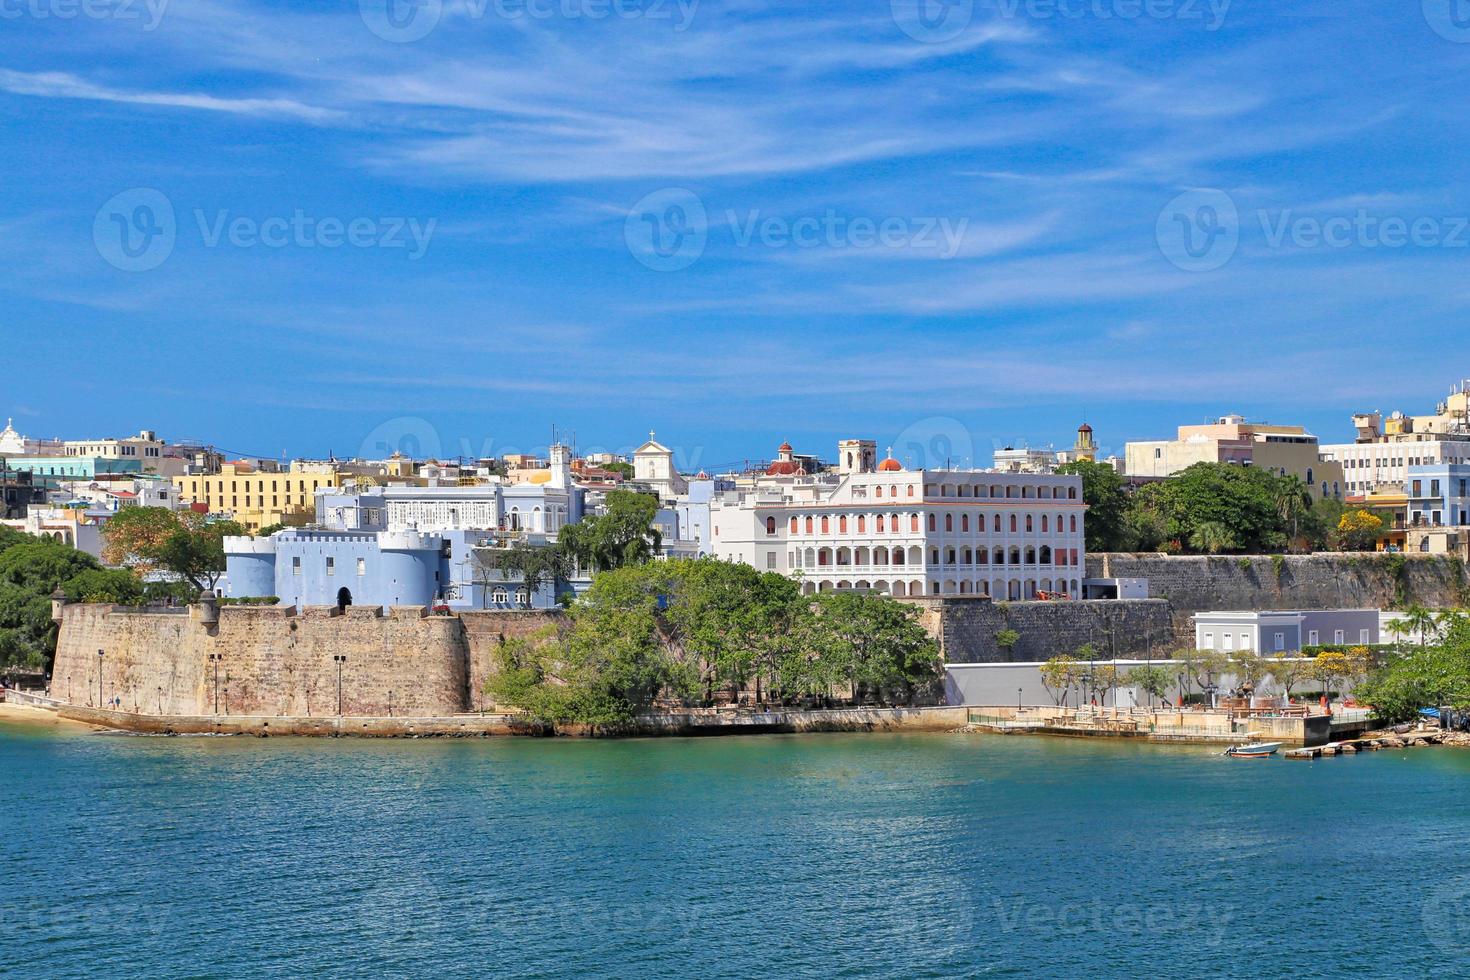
1088, 553, 1470, 638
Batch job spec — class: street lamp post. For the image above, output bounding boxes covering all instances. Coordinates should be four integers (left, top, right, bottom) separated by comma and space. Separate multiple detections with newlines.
96, 649, 104, 709
333, 655, 347, 716
157, 685, 163, 714
388, 689, 394, 718
1017, 686, 1023, 711
208, 653, 223, 714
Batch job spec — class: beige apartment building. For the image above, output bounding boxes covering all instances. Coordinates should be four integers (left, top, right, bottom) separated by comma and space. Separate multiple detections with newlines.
1126, 415, 1344, 499
1321, 380, 1470, 495
173, 461, 343, 532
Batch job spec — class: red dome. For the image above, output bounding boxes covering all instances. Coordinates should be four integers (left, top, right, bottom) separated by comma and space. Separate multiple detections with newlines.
878, 457, 903, 472
778, 441, 793, 452
765, 460, 805, 476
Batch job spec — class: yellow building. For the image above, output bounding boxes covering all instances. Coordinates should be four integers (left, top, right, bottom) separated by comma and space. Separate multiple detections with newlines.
173, 461, 343, 533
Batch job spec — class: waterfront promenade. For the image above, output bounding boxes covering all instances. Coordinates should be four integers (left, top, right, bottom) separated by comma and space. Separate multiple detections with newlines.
961, 703, 1371, 747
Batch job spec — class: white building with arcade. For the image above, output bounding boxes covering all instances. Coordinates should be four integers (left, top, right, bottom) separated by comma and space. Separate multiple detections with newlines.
710, 442, 1087, 600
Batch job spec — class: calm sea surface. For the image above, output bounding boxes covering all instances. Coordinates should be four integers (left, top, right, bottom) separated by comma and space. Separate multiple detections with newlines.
2, 723, 1468, 978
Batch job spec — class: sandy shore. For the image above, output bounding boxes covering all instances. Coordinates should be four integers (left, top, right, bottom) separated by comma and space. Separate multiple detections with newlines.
0, 701, 100, 731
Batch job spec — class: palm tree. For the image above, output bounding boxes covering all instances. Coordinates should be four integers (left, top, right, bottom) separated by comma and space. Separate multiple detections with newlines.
1273, 475, 1314, 550
1401, 603, 1439, 652
1188, 521, 1239, 555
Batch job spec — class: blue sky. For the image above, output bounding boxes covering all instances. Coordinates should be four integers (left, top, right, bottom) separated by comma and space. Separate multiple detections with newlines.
4, 0, 1470, 472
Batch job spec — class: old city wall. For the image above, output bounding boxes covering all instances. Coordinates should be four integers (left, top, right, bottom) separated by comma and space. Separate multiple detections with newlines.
49, 603, 206, 714
52, 603, 470, 717
57, 555, 1455, 715
909, 597, 1175, 663
459, 609, 567, 708
1088, 553, 1470, 637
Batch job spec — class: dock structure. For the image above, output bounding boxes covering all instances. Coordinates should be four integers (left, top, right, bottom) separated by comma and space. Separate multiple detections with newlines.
1284, 732, 1444, 759
964, 705, 1335, 747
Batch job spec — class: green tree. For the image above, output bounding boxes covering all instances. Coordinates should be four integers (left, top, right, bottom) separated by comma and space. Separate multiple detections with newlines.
0, 535, 126, 670
481, 542, 574, 605
1356, 617, 1470, 722
1268, 654, 1308, 699
484, 558, 941, 722
100, 507, 243, 593
1273, 475, 1314, 550
1143, 463, 1292, 554
1124, 664, 1173, 707
558, 490, 663, 572
1178, 648, 1228, 701
1188, 520, 1240, 555
1039, 654, 1080, 706
994, 628, 1020, 653
1228, 649, 1268, 691
1057, 459, 1129, 552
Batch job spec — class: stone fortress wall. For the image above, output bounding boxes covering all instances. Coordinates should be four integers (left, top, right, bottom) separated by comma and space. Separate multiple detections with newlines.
49, 554, 1470, 719
50, 602, 562, 718
1089, 553, 1470, 636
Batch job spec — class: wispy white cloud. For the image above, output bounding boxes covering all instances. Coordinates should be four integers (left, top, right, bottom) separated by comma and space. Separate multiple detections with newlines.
0, 69, 342, 123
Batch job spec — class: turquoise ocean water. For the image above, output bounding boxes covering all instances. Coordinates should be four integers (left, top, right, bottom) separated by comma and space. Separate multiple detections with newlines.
2, 723, 1468, 978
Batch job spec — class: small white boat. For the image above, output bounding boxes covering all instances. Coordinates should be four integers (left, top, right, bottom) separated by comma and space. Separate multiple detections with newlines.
1224, 740, 1281, 758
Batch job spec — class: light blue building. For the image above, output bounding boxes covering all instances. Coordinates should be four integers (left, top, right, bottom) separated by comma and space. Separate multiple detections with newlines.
225, 465, 590, 609
1, 456, 143, 480
1406, 463, 1470, 527
225, 527, 572, 609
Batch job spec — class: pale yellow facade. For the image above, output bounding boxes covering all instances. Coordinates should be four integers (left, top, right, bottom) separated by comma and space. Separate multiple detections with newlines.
173, 461, 343, 533
1126, 416, 1344, 499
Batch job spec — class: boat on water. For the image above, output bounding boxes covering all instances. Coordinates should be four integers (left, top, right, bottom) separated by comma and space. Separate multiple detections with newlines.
1224, 732, 1281, 758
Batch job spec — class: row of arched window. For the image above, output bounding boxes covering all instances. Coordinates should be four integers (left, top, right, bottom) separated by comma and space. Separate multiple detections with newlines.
770, 511, 1080, 536
923, 483, 1078, 500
